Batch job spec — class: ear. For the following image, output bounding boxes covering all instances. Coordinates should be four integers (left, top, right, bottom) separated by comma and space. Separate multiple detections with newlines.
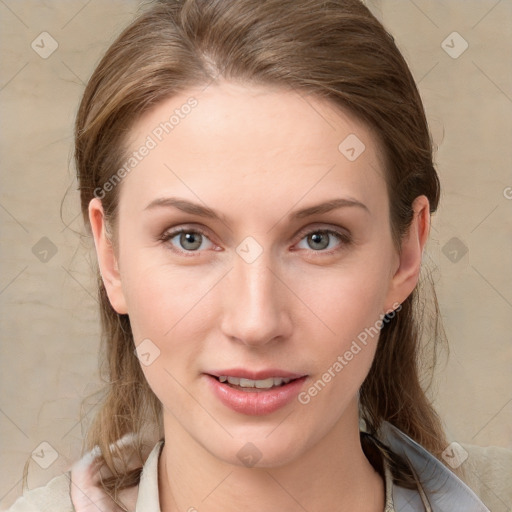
88, 198, 128, 315
383, 195, 430, 312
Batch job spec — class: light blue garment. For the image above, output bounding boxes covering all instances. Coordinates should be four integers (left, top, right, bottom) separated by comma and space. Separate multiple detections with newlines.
377, 421, 490, 511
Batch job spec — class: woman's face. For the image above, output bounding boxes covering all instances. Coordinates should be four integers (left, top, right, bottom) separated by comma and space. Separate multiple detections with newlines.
90, 80, 426, 467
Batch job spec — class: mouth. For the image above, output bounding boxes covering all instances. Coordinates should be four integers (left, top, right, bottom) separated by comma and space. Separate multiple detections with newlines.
208, 374, 302, 392
204, 372, 308, 415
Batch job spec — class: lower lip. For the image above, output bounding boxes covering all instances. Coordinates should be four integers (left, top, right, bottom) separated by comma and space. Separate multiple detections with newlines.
205, 374, 307, 415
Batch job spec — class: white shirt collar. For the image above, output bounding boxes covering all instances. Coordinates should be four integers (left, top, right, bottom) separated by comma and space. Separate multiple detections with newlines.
135, 439, 164, 511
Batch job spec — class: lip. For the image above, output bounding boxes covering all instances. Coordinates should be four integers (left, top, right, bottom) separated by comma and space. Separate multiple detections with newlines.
207, 368, 306, 380
204, 373, 308, 416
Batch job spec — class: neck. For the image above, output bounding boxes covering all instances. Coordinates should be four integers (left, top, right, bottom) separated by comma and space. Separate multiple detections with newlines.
157, 406, 385, 512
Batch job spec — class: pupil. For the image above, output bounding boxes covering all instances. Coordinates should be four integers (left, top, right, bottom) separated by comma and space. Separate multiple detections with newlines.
182, 232, 201, 250
310, 232, 328, 250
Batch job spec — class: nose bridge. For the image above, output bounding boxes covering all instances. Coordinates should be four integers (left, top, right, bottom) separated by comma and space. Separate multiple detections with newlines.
220, 245, 290, 346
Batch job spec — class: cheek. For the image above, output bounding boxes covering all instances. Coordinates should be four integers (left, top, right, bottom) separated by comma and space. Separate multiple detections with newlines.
122, 263, 212, 408
120, 257, 219, 359
293, 270, 387, 420
286, 251, 393, 396
291, 255, 392, 337
121, 253, 193, 327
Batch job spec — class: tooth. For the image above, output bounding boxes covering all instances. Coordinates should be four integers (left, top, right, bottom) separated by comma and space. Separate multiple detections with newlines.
220, 376, 295, 388
255, 377, 275, 389
226, 376, 240, 386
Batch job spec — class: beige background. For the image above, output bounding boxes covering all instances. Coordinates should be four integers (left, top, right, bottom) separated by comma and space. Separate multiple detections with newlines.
0, 0, 511, 509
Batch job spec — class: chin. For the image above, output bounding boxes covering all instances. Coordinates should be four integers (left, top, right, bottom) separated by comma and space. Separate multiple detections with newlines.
204, 427, 313, 469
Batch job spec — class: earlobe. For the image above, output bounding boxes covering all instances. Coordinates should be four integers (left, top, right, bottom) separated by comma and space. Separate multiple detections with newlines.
88, 198, 128, 314
384, 195, 430, 312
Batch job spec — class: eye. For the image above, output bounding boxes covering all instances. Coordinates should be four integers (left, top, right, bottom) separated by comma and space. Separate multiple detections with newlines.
295, 228, 351, 254
158, 225, 351, 256
159, 227, 216, 254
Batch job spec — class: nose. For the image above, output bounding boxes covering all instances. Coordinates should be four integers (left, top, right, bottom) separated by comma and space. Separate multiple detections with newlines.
219, 248, 293, 348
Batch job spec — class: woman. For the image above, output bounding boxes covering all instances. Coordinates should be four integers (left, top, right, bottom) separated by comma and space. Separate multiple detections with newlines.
7, 0, 506, 510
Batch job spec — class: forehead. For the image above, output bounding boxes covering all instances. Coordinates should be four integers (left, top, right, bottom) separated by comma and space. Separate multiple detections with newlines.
118, 80, 388, 216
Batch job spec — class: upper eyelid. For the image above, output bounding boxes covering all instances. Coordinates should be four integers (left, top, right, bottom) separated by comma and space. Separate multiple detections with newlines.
162, 224, 215, 241
295, 224, 349, 238
162, 222, 349, 239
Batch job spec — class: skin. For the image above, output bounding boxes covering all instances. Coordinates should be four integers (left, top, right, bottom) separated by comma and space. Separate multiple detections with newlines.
89, 80, 430, 512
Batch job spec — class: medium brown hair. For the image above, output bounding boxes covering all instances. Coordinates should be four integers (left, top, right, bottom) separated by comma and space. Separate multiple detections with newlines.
73, 0, 452, 502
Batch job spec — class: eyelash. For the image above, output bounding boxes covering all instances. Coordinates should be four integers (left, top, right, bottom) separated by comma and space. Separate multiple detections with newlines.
158, 225, 352, 257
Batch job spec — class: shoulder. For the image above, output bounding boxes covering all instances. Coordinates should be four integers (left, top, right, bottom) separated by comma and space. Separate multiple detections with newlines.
5, 472, 73, 512
376, 421, 493, 511
6, 434, 161, 512
460, 442, 512, 512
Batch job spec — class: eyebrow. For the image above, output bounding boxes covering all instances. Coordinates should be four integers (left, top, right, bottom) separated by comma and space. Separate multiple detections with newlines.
143, 196, 370, 221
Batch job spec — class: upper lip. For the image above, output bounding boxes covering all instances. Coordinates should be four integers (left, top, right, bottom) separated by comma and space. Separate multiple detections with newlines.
207, 368, 306, 380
